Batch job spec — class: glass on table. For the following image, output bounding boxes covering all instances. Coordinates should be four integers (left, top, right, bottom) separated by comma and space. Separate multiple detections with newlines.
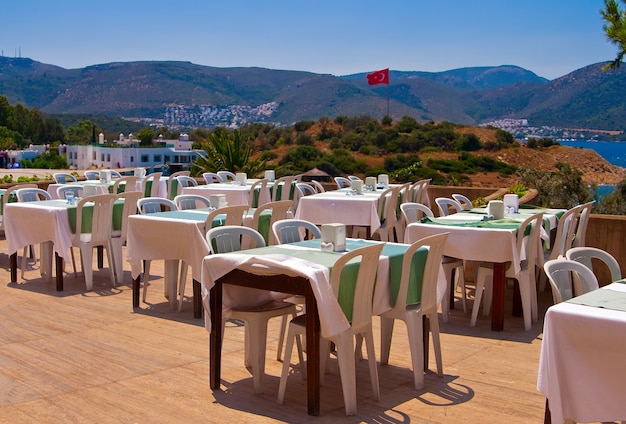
65, 191, 75, 204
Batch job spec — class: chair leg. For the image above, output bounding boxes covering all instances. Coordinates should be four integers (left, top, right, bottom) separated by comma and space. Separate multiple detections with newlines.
379, 316, 395, 365
406, 312, 426, 389
142, 260, 152, 302
363, 330, 380, 401
428, 312, 444, 377
277, 322, 297, 404
80, 245, 94, 291
178, 262, 188, 312
471, 269, 488, 326
245, 317, 269, 394
335, 334, 357, 416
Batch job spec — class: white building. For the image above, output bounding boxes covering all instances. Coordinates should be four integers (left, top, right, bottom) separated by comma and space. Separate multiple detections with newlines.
65, 134, 204, 171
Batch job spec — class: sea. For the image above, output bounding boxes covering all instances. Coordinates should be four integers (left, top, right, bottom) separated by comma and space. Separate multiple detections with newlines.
558, 139, 626, 197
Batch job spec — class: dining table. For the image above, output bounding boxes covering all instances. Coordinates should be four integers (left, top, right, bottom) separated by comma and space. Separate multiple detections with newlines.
47, 178, 167, 199
200, 238, 446, 415
404, 206, 564, 331
126, 207, 273, 316
181, 181, 269, 207
294, 186, 402, 235
537, 281, 626, 424
4, 198, 124, 290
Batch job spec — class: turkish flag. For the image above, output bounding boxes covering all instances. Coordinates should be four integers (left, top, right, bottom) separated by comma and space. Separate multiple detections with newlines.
366, 68, 389, 85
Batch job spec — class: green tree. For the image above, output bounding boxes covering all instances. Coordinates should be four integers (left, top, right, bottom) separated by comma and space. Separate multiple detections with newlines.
137, 127, 154, 146
192, 129, 266, 177
602, 0, 626, 69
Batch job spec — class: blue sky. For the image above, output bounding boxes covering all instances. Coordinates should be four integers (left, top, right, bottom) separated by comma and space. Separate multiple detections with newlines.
0, 0, 618, 80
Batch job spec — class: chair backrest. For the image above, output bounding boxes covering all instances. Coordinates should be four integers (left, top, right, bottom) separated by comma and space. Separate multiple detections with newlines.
167, 170, 191, 199
206, 225, 266, 254
57, 185, 84, 199
330, 243, 385, 330
176, 176, 198, 189
543, 258, 599, 304
451, 194, 473, 210
137, 197, 178, 214
377, 186, 401, 229
115, 191, 143, 242
202, 172, 223, 184
142, 172, 162, 197
548, 205, 581, 261
174, 194, 212, 210
109, 170, 122, 178
74, 194, 117, 245
272, 218, 321, 244
334, 176, 352, 189
412, 179, 431, 204
1, 184, 37, 230
113, 175, 140, 193
572, 201, 595, 248
252, 200, 293, 245
516, 212, 544, 275
400, 202, 434, 225
53, 173, 77, 184
566, 246, 622, 282
310, 180, 326, 193
272, 175, 299, 201
249, 178, 269, 207
15, 188, 52, 202
204, 204, 250, 233
348, 175, 361, 181
435, 197, 463, 216
84, 170, 100, 180
393, 233, 448, 312
217, 171, 237, 182
296, 183, 317, 197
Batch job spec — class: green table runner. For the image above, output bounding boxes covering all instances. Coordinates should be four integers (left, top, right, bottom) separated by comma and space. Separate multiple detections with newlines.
66, 199, 125, 233
238, 239, 428, 320
567, 284, 626, 313
421, 216, 525, 230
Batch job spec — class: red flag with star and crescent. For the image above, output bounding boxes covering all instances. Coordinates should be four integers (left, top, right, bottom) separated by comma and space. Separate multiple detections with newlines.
366, 68, 389, 85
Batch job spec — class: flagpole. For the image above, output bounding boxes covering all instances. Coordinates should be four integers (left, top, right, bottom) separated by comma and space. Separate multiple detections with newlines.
386, 84, 390, 117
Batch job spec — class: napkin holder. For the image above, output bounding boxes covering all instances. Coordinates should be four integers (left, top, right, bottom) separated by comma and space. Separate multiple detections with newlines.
264, 170, 275, 182
487, 200, 505, 220
352, 179, 363, 194
210, 194, 227, 209
378, 174, 389, 186
134, 167, 146, 178
235, 172, 247, 185
320, 223, 346, 252
365, 176, 377, 190
503, 194, 519, 213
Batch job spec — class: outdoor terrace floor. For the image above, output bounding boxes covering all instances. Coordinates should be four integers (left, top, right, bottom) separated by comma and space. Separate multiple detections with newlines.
0, 240, 555, 423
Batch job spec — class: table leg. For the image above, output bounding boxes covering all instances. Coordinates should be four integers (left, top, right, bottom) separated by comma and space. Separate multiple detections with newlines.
544, 398, 551, 424
423, 316, 430, 370
209, 282, 223, 390
512, 280, 522, 317
55, 253, 64, 291
132, 275, 140, 308
10, 252, 17, 283
97, 246, 104, 269
305, 288, 321, 416
491, 262, 506, 331
193, 280, 203, 319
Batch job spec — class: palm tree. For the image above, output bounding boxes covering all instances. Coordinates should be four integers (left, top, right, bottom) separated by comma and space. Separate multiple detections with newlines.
602, 0, 626, 70
192, 128, 266, 177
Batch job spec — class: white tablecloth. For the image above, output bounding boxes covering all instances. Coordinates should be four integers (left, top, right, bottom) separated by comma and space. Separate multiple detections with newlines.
295, 189, 382, 232
181, 184, 258, 206
537, 282, 626, 423
47, 179, 167, 199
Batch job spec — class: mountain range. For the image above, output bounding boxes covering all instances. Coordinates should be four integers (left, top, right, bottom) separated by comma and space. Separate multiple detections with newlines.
1, 57, 625, 131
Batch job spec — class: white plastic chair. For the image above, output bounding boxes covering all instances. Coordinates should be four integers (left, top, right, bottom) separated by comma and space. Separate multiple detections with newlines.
334, 176, 352, 189
217, 170, 237, 182
141, 172, 162, 197
57, 185, 83, 200
251, 200, 293, 246
572, 201, 595, 248
296, 182, 316, 196
379, 233, 448, 389
310, 180, 326, 193
202, 172, 223, 184
435, 197, 463, 216
109, 170, 122, 178
543, 257, 599, 304
566, 246, 622, 282
277, 243, 385, 415
53, 173, 77, 184
472, 212, 544, 330
410, 179, 431, 204
272, 175, 299, 201
452, 193, 473, 210
15, 188, 52, 202
137, 197, 177, 215
166, 170, 191, 199
0, 183, 37, 235
111, 191, 142, 285
71, 194, 118, 290
272, 219, 321, 244
206, 225, 297, 394
173, 194, 211, 210
176, 175, 198, 188
348, 175, 361, 181
400, 202, 434, 224
248, 178, 269, 207
84, 170, 100, 180
112, 175, 140, 193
